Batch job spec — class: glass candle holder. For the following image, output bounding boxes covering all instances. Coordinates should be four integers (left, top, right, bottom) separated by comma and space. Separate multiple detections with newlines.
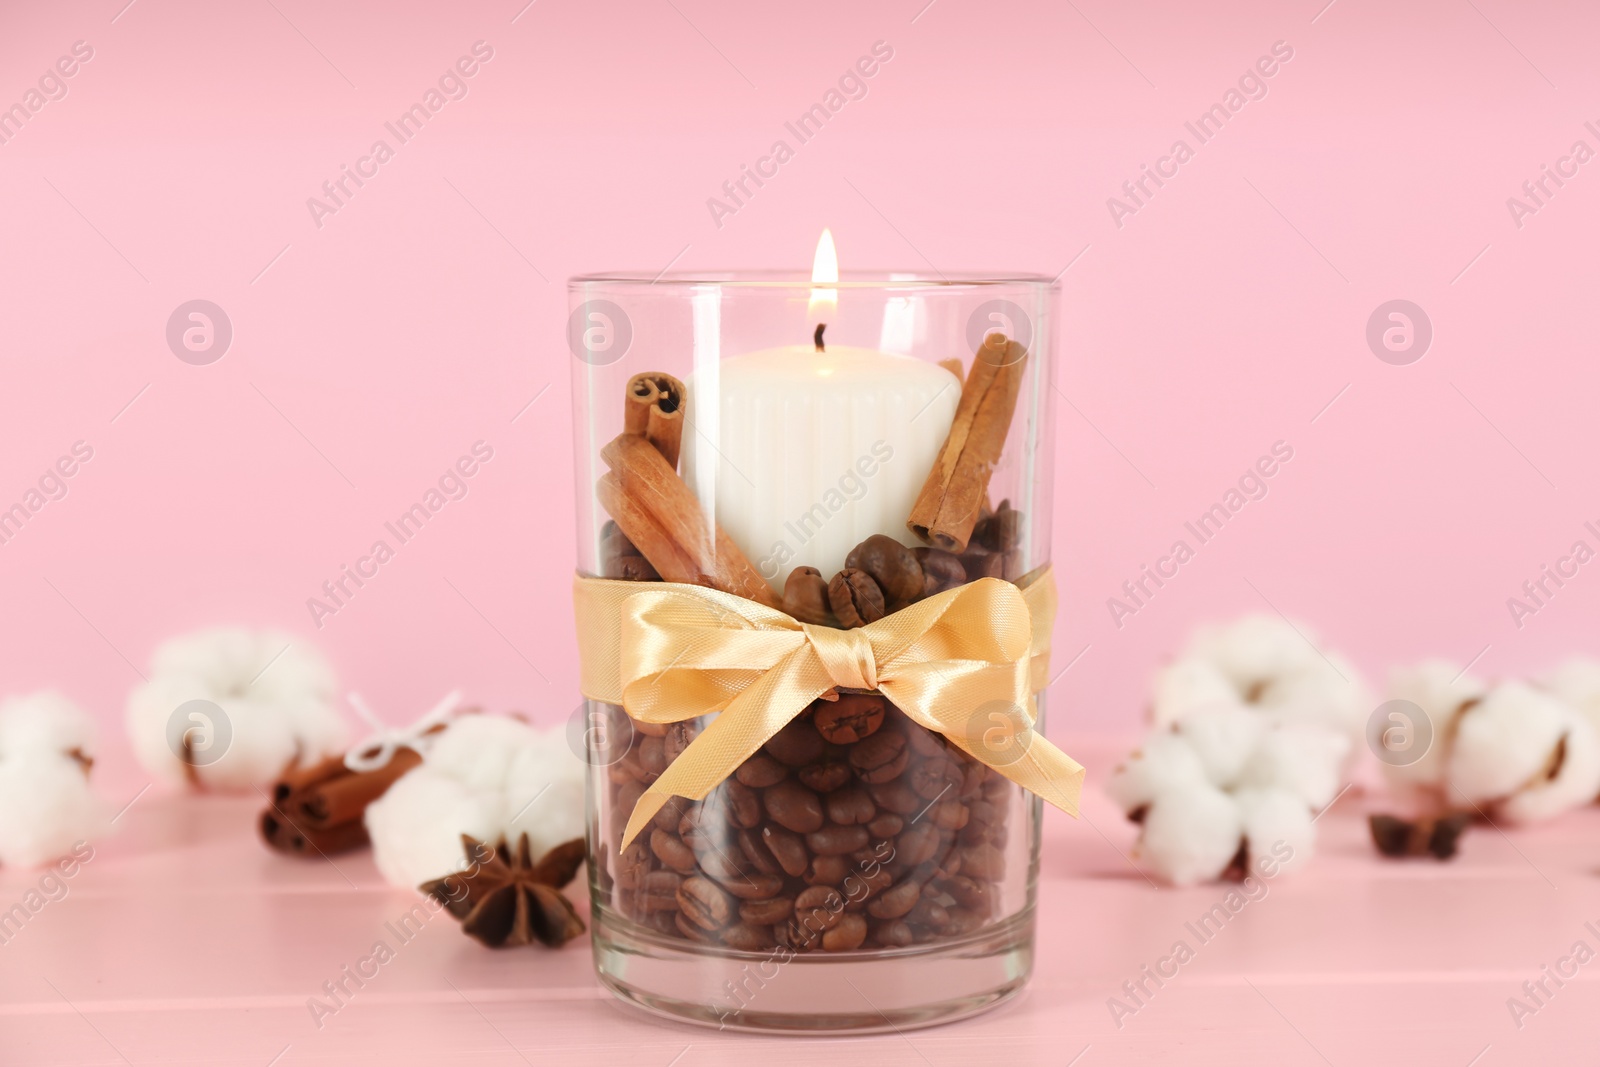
569, 270, 1059, 1033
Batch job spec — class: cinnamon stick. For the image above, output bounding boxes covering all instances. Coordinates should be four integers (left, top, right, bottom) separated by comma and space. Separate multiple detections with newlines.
908, 333, 1028, 553
600, 432, 778, 607
597, 470, 704, 586
259, 748, 422, 856
625, 372, 686, 469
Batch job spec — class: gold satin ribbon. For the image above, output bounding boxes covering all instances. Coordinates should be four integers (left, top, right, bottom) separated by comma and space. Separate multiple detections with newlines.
573, 568, 1084, 849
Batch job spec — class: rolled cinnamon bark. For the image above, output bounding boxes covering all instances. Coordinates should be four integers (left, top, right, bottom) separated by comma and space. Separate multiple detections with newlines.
908, 334, 1028, 553
260, 748, 423, 856
625, 373, 686, 469
597, 470, 706, 586
601, 432, 778, 607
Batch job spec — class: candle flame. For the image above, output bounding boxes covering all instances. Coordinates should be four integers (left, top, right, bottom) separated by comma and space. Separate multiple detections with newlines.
808, 228, 838, 321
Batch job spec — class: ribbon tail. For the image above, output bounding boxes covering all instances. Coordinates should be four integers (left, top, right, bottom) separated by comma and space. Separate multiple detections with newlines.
944, 730, 1084, 817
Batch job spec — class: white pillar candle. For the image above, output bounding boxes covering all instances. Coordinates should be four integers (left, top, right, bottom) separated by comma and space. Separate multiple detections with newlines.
682, 345, 960, 596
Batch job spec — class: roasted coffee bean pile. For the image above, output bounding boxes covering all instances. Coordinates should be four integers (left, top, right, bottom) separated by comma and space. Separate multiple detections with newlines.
595, 693, 1015, 952
599, 501, 1026, 631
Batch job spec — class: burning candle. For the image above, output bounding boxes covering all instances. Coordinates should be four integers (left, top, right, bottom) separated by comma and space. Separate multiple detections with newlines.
682, 232, 961, 594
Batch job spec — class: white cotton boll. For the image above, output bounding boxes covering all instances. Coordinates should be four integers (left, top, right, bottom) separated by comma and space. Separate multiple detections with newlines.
1233, 725, 1350, 810
364, 771, 499, 889
0, 756, 111, 868
0, 691, 97, 760
1499, 708, 1600, 824
1256, 654, 1368, 740
125, 628, 345, 790
1135, 784, 1242, 886
1185, 614, 1320, 693
1173, 705, 1266, 788
367, 713, 589, 890
1539, 659, 1600, 735
425, 715, 537, 791
502, 733, 588, 859
1149, 657, 1240, 728
1382, 660, 1487, 791
1104, 732, 1210, 816
1232, 787, 1315, 876
1448, 681, 1568, 806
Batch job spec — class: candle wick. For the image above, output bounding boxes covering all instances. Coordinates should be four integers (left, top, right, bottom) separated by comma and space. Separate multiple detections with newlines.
813, 323, 826, 352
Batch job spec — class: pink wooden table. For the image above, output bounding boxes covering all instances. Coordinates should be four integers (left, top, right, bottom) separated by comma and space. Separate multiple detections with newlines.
4, 743, 1595, 1066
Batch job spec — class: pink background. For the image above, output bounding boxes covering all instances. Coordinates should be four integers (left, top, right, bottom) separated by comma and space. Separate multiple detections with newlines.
3, 0, 1598, 752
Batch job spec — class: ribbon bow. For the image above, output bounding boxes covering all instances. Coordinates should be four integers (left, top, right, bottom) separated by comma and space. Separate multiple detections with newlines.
343, 690, 463, 773
573, 569, 1084, 849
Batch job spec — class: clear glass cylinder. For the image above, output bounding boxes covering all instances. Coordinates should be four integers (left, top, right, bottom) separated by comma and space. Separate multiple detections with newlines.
568, 270, 1058, 1033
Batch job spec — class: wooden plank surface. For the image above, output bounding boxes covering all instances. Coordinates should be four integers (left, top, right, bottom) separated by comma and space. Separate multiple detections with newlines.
2, 743, 1593, 1065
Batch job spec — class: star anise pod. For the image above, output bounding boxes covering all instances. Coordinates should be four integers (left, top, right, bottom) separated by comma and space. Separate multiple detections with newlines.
420, 834, 587, 948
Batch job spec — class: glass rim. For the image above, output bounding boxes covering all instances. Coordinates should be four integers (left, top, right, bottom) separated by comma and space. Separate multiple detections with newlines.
569, 269, 1058, 291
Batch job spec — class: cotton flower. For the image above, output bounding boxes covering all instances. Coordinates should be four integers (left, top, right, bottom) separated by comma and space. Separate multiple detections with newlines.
1134, 782, 1242, 886
1448, 681, 1600, 823
1151, 615, 1369, 743
126, 628, 345, 790
1380, 660, 1486, 795
1539, 658, 1600, 735
365, 714, 586, 890
1108, 710, 1343, 885
0, 692, 111, 867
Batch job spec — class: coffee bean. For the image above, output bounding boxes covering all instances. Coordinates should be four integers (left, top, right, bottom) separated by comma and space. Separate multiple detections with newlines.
805, 854, 849, 886
930, 800, 970, 832
909, 757, 964, 801
868, 781, 923, 815
763, 780, 824, 833
735, 754, 788, 788
607, 753, 644, 785
638, 735, 667, 777
761, 824, 811, 877
740, 897, 794, 925
822, 913, 869, 951
825, 786, 876, 826
906, 724, 948, 758
959, 842, 1006, 881
939, 875, 993, 913
896, 823, 942, 867
737, 828, 781, 875
677, 876, 733, 929
722, 921, 775, 951
650, 829, 698, 873
611, 780, 645, 841
793, 886, 845, 932
632, 718, 668, 738
906, 898, 951, 929
913, 547, 966, 597
850, 730, 910, 784
714, 870, 785, 901
974, 500, 1022, 552
722, 780, 763, 829
806, 825, 869, 856
675, 911, 720, 943
679, 803, 733, 854
664, 720, 701, 761
867, 878, 922, 919
652, 796, 691, 833
871, 918, 915, 946
944, 907, 985, 936
867, 813, 904, 839
845, 535, 924, 605
960, 547, 1005, 580
765, 718, 826, 766
828, 568, 886, 628
640, 870, 684, 911
615, 840, 653, 890
608, 555, 659, 582
782, 566, 833, 625
798, 760, 852, 793
813, 693, 886, 744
